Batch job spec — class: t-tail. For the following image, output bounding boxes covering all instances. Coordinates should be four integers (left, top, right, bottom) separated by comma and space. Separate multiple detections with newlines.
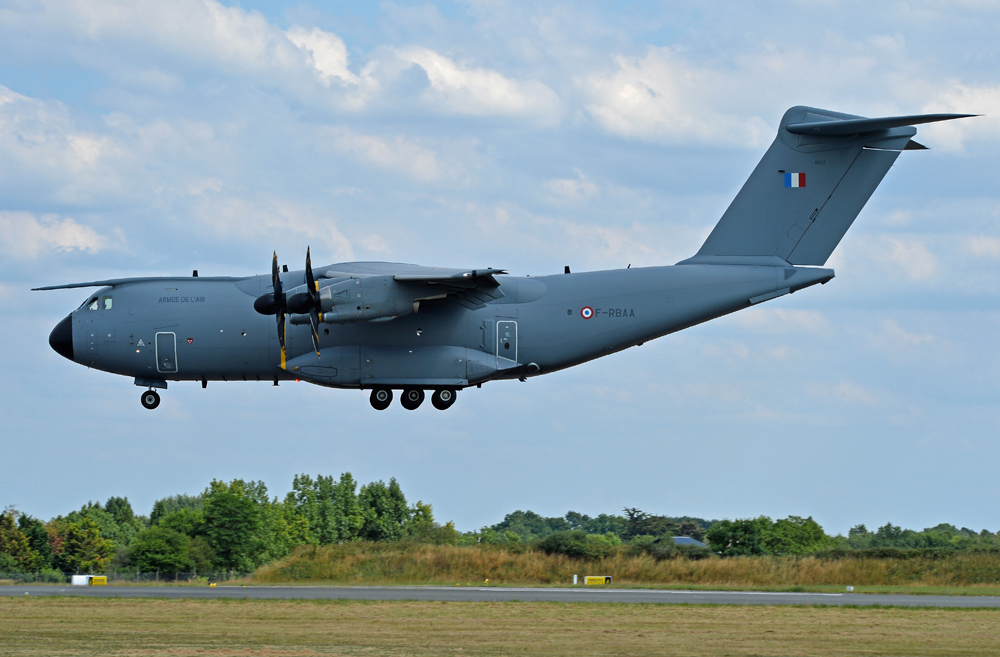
680, 106, 975, 267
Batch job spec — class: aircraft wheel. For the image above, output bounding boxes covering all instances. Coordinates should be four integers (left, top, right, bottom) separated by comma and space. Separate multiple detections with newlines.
431, 389, 457, 410
370, 388, 393, 411
400, 388, 424, 410
140, 390, 160, 410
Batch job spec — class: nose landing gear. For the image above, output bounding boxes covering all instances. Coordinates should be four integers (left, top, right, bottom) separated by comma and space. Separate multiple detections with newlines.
140, 389, 160, 410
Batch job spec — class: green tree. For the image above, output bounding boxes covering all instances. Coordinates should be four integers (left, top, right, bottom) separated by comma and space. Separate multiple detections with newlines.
130, 526, 193, 575
104, 497, 135, 525
158, 508, 205, 537
17, 515, 53, 569
202, 480, 258, 571
405, 502, 459, 545
59, 518, 113, 572
150, 494, 204, 525
491, 510, 570, 541
358, 478, 409, 542
760, 516, 828, 555
0, 509, 39, 571
621, 508, 678, 540
706, 517, 770, 556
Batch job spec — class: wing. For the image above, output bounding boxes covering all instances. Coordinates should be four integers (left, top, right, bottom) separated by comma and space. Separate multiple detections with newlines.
393, 268, 507, 310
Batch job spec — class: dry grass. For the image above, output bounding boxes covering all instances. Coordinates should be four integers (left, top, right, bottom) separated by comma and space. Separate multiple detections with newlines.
3, 596, 1000, 656
254, 543, 1000, 592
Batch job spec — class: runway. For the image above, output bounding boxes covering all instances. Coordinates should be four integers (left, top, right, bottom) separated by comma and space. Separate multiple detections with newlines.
3, 585, 1000, 607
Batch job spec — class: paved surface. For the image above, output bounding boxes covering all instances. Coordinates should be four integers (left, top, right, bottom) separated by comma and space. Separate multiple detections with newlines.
3, 585, 1000, 607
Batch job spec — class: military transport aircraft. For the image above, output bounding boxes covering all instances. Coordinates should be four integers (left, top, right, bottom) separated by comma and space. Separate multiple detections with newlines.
36, 106, 973, 411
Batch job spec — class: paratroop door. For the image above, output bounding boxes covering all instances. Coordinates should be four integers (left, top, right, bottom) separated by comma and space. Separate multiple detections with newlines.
497, 321, 517, 362
155, 332, 178, 373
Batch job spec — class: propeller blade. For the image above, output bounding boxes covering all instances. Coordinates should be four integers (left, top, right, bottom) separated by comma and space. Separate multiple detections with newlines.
305, 246, 319, 305
276, 309, 286, 351
309, 307, 321, 357
271, 251, 283, 300
277, 309, 287, 368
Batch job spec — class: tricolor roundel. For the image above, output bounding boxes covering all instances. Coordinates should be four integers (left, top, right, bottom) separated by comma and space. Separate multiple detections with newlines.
580, 306, 594, 319
784, 172, 806, 188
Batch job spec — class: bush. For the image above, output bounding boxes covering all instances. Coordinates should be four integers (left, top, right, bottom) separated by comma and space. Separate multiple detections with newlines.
536, 531, 621, 560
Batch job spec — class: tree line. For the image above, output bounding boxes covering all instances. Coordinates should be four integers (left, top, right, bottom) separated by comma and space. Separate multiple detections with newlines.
5, 475, 1000, 578
0, 474, 454, 577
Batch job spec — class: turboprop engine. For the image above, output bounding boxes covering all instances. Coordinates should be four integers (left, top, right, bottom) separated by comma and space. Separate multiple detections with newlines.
287, 274, 420, 325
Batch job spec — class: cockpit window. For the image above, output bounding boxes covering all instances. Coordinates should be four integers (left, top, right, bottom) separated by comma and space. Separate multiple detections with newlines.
87, 298, 100, 311
102, 296, 113, 310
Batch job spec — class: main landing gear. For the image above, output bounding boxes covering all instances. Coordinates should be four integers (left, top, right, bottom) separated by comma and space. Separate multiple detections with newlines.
369, 387, 457, 411
140, 389, 161, 410
370, 388, 393, 411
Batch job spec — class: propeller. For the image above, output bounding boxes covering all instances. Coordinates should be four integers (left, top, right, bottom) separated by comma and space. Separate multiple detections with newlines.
255, 247, 322, 361
253, 252, 289, 365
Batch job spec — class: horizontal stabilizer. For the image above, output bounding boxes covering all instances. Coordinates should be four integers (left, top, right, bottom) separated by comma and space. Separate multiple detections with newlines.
786, 113, 977, 136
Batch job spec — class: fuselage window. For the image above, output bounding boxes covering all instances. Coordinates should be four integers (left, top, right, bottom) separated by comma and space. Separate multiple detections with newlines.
102, 296, 113, 310
88, 298, 100, 311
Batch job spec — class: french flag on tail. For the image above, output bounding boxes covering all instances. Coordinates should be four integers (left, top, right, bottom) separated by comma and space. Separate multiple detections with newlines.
785, 172, 806, 188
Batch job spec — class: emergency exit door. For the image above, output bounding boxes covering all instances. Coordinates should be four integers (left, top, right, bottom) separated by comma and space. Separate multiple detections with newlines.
497, 321, 517, 362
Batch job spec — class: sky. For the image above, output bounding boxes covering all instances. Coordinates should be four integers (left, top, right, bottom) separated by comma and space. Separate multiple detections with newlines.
2, 0, 1000, 535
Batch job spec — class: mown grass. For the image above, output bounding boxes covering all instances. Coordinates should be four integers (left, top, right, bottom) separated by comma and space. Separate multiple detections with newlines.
3, 597, 1000, 656
253, 543, 1000, 594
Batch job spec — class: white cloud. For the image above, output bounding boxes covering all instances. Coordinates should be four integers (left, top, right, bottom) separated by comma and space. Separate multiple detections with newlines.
325, 127, 450, 182
286, 27, 359, 86
546, 169, 598, 202
0, 85, 123, 201
736, 308, 830, 335
395, 47, 561, 123
0, 212, 112, 259
884, 237, 939, 280
578, 46, 770, 145
921, 83, 1000, 151
192, 197, 354, 261
871, 319, 936, 352
831, 381, 881, 407
968, 235, 1000, 257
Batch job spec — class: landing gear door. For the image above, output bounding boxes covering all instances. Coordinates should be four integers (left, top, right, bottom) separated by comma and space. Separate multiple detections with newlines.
497, 321, 517, 362
155, 332, 178, 374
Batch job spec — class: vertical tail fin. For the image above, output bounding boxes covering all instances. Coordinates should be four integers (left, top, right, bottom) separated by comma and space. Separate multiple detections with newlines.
682, 106, 974, 267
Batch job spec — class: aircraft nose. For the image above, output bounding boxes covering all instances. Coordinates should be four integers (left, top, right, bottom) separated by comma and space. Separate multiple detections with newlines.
49, 314, 74, 361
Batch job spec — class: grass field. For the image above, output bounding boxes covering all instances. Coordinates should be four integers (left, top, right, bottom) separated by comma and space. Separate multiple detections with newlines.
254, 543, 1000, 594
3, 597, 1000, 656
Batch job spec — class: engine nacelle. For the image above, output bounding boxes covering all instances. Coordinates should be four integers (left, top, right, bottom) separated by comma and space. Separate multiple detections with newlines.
288, 275, 422, 324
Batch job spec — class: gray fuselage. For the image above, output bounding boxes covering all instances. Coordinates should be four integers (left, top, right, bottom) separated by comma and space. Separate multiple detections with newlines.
58, 262, 832, 390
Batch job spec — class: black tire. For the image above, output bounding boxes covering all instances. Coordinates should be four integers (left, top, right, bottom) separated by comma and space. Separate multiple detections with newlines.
140, 390, 160, 410
431, 389, 457, 410
400, 388, 425, 410
369, 388, 393, 411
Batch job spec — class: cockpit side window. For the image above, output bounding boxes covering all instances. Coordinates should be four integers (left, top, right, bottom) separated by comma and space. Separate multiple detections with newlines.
102, 296, 113, 310
87, 297, 100, 311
